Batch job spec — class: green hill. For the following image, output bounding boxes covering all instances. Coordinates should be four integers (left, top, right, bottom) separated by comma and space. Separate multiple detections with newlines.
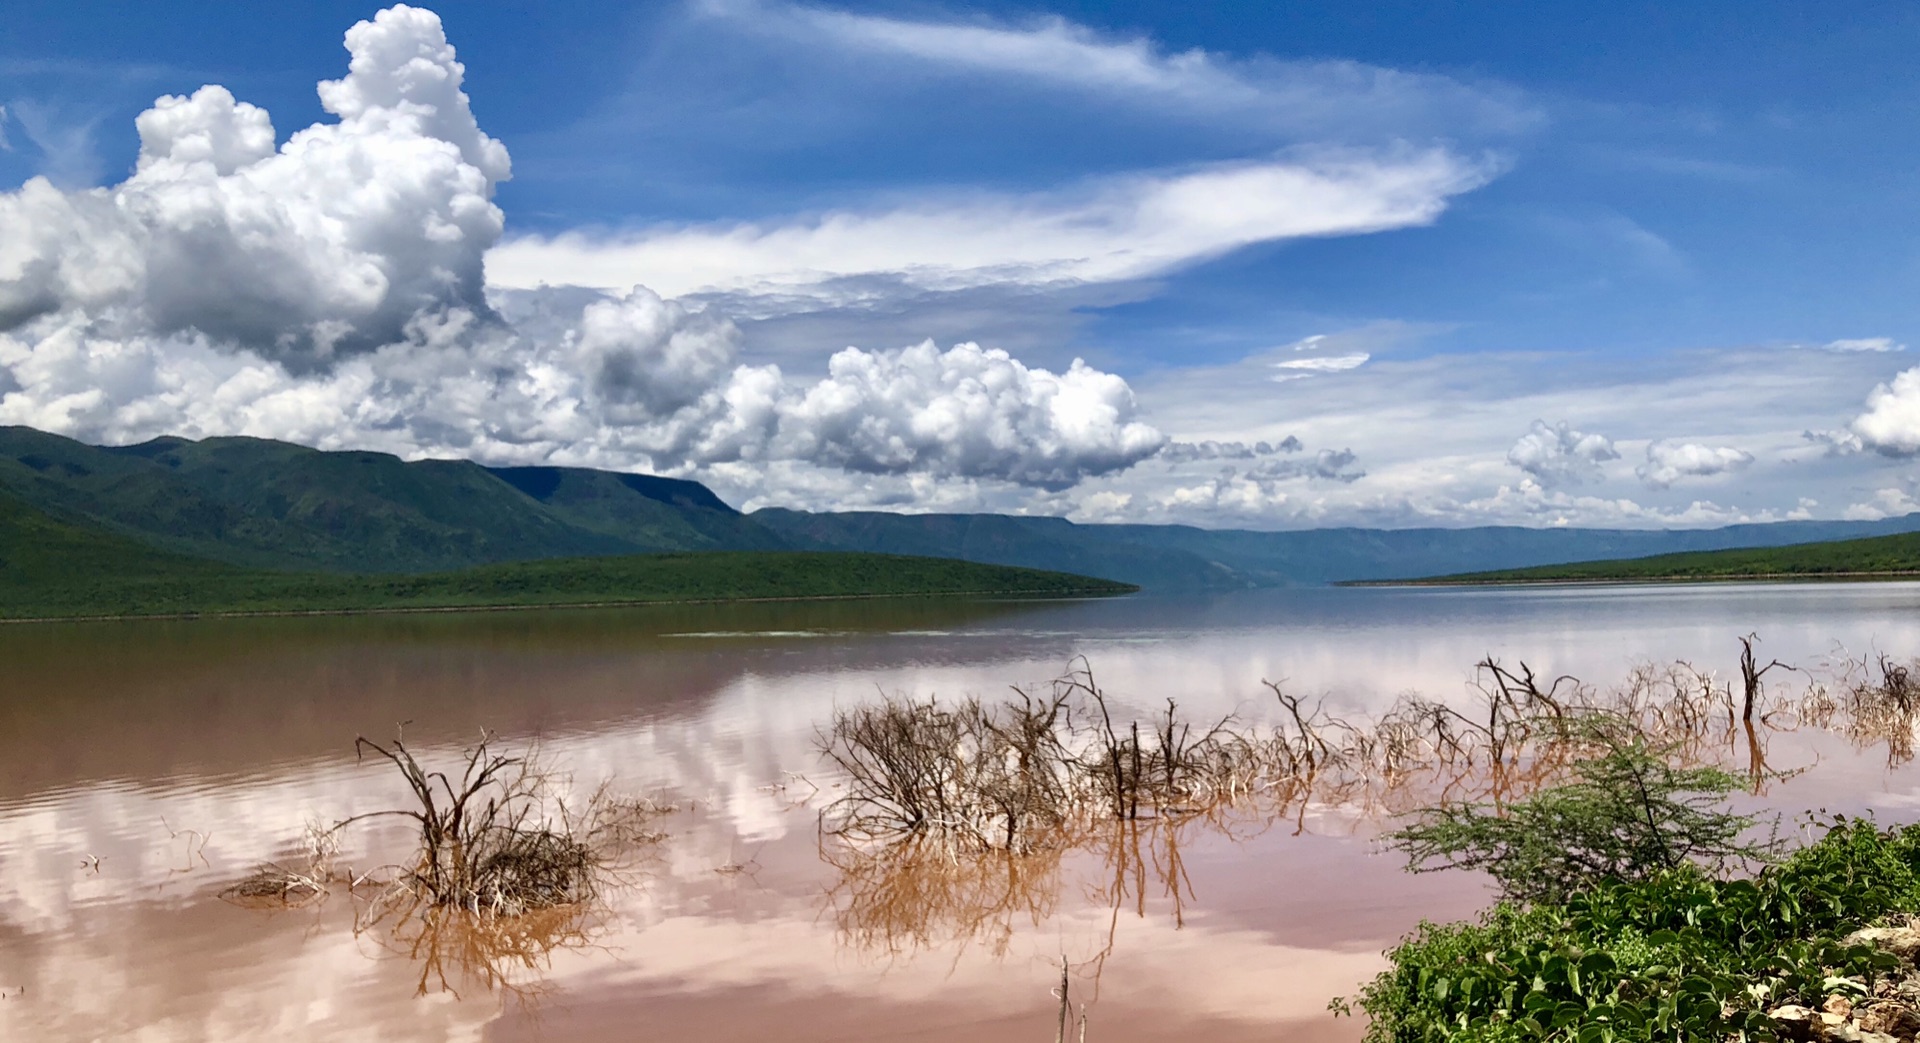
0, 427, 789, 573
13, 425, 1920, 590
0, 489, 1132, 620
1387, 530, 1920, 585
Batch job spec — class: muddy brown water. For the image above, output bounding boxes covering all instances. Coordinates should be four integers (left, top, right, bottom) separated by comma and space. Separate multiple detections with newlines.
7, 583, 1920, 1041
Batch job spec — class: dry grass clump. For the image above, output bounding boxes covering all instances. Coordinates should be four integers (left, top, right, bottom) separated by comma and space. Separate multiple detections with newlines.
823, 807, 1216, 965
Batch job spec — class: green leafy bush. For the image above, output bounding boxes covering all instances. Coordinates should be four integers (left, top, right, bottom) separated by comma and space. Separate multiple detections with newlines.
1384, 717, 1777, 905
1345, 817, 1920, 1042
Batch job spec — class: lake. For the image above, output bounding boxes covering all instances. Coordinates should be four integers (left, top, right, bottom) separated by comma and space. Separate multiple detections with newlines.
6, 582, 1920, 1042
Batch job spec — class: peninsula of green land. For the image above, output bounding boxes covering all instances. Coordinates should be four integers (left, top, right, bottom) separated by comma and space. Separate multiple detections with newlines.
1379, 530, 1920, 585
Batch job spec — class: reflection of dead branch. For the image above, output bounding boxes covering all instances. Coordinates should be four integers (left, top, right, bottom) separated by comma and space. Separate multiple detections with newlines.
357, 892, 602, 1001
816, 637, 1920, 1025
161, 817, 212, 877
822, 834, 1069, 960
1814, 652, 1920, 767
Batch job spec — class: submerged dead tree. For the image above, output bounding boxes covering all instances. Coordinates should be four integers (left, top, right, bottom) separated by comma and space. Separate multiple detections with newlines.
1739, 632, 1792, 722
342, 732, 598, 916
818, 660, 1268, 854
817, 636, 1854, 862
227, 731, 669, 923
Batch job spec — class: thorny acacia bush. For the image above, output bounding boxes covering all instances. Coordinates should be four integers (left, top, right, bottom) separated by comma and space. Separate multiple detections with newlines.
1384, 715, 1779, 906
1343, 817, 1920, 1042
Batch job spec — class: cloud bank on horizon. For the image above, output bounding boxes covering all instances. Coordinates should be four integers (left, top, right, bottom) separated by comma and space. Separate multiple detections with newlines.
2, 2, 1919, 529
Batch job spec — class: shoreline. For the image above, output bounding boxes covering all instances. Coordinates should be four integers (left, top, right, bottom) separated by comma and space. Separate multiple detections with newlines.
0, 585, 1135, 626
1344, 569, 1920, 588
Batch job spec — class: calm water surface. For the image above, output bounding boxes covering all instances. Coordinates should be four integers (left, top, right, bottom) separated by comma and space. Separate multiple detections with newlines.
7, 583, 1920, 1042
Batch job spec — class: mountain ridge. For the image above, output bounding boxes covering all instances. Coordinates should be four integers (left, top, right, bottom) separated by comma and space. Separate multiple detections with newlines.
5, 426, 1918, 588
748, 508, 1920, 589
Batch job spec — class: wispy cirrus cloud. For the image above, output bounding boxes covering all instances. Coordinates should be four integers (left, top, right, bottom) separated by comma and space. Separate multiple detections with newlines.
691, 0, 1539, 137
486, 149, 1496, 299
1, 100, 105, 187
1820, 337, 1905, 353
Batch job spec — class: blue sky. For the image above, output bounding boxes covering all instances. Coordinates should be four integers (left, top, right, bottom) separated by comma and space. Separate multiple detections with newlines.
4, 2, 1920, 527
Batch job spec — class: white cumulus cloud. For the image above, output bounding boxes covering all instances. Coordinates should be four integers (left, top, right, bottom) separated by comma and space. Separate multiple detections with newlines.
1849, 367, 1920, 456
769, 340, 1165, 489
1635, 440, 1754, 489
1505, 419, 1619, 487
0, 5, 1163, 492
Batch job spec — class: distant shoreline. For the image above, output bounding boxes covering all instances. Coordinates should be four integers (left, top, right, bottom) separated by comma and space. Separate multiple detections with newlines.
0, 585, 1133, 626
1344, 570, 1920, 588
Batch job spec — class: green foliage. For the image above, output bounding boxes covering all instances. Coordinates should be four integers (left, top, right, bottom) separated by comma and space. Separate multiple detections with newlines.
0, 490, 1134, 619
1428, 530, 1920, 584
0, 425, 787, 574
1348, 817, 1920, 1042
1385, 720, 1775, 905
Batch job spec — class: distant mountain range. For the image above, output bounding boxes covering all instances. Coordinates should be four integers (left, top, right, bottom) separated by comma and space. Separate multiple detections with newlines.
751, 510, 1920, 588
4, 426, 1917, 589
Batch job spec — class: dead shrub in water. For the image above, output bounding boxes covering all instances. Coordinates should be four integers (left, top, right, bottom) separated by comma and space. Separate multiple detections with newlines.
220, 819, 347, 908
820, 662, 1290, 860
817, 638, 1842, 863
819, 689, 1078, 853
345, 731, 622, 917
225, 732, 669, 921
1812, 652, 1920, 766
